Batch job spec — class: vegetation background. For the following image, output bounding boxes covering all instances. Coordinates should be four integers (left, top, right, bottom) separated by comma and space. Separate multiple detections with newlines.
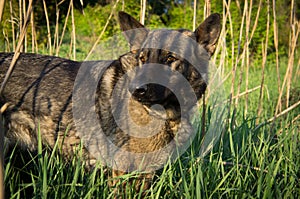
0, 0, 299, 198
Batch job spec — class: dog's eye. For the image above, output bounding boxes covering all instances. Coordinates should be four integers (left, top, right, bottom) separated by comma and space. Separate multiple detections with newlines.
139, 55, 146, 63
166, 55, 177, 63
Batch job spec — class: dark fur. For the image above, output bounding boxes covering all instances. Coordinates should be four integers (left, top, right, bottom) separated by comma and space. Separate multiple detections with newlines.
0, 12, 221, 193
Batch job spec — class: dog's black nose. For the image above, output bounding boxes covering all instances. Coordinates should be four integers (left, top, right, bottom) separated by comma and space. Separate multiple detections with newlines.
130, 84, 148, 99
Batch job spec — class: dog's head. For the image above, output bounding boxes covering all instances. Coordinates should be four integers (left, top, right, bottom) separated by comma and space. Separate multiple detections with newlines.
118, 12, 221, 119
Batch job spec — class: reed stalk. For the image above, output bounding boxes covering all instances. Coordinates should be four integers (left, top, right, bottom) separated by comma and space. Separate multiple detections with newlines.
272, 0, 281, 111
140, 0, 146, 25
9, 0, 15, 51
257, 0, 270, 124
43, 0, 52, 55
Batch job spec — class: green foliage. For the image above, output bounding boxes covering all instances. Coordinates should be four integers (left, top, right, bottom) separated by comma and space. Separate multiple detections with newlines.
166, 2, 195, 29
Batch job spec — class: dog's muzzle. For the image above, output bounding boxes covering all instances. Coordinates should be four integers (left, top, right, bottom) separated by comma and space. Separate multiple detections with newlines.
130, 83, 170, 105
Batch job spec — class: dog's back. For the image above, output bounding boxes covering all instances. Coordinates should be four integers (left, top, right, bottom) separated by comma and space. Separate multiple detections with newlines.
0, 53, 81, 155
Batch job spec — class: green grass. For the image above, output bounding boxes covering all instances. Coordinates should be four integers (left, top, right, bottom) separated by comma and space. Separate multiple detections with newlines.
4, 88, 299, 198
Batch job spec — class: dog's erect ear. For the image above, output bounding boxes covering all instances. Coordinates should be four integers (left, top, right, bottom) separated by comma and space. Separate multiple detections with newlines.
194, 13, 221, 57
118, 11, 149, 51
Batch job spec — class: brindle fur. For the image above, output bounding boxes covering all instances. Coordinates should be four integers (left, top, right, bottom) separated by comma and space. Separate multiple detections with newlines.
0, 12, 221, 194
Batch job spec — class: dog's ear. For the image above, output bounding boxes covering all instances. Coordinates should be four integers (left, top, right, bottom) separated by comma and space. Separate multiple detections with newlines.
118, 11, 149, 51
194, 13, 221, 57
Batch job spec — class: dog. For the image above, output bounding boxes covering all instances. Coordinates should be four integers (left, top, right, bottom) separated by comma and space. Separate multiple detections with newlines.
0, 11, 221, 194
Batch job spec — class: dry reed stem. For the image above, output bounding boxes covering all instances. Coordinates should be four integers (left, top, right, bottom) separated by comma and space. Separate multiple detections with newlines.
235, 47, 245, 105
294, 58, 300, 83
56, 0, 72, 56
212, 0, 227, 69
198, 0, 207, 137
234, 0, 261, 111
254, 100, 300, 133
291, 114, 300, 126
140, 0, 146, 25
235, 0, 241, 13
30, 7, 35, 52
71, 0, 76, 60
223, 0, 234, 74
9, 0, 15, 51
201, 0, 211, 143
286, 0, 299, 108
223, 0, 235, 106
201, 93, 206, 138
43, 0, 52, 55
0, 0, 4, 22
277, 113, 300, 134
53, 4, 59, 52
122, 0, 125, 11
256, 0, 270, 124
274, 19, 299, 124
222, 1, 235, 127
18, 1, 22, 51
193, 0, 197, 31
23, 0, 27, 52
234, 1, 247, 106
268, 100, 300, 124
256, 43, 266, 122
233, 86, 260, 99
286, 0, 294, 108
204, 0, 211, 18
293, 58, 300, 81
213, 86, 260, 108
85, 0, 120, 61
249, 0, 262, 43
212, 20, 225, 66
272, 0, 281, 108
244, 0, 252, 115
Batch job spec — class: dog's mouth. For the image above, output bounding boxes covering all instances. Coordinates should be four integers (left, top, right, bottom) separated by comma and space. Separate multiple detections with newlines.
133, 94, 169, 105
129, 84, 183, 120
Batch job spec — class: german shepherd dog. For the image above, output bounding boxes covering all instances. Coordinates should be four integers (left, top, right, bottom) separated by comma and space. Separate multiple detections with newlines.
0, 12, 221, 193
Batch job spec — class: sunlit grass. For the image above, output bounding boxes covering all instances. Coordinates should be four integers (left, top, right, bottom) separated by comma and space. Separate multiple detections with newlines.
4, 99, 299, 198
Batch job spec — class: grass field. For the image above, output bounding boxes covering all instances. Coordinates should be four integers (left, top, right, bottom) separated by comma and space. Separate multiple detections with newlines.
1, 0, 299, 198
4, 62, 299, 198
